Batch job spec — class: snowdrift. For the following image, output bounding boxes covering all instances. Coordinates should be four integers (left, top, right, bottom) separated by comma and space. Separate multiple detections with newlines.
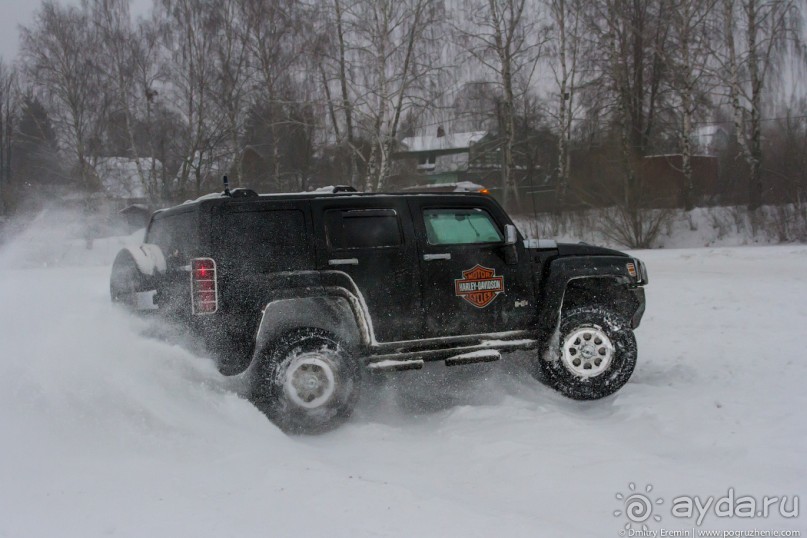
0, 216, 805, 537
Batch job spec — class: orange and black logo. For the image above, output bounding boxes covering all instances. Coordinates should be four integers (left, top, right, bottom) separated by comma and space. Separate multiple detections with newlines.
454, 264, 505, 308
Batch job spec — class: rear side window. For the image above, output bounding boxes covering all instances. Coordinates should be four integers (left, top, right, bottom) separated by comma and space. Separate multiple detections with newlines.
325, 209, 402, 249
423, 208, 502, 245
217, 209, 308, 272
146, 212, 198, 261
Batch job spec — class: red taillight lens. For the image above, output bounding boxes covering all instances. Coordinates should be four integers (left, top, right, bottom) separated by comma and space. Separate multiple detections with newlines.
191, 258, 218, 314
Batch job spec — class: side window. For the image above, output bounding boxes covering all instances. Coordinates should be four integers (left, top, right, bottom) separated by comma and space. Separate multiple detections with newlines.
219, 209, 308, 271
326, 209, 402, 249
423, 208, 503, 245
146, 212, 197, 261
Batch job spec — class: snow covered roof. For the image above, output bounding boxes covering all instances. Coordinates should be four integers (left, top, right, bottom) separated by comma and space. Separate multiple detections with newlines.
403, 181, 485, 192
694, 125, 728, 138
400, 131, 487, 153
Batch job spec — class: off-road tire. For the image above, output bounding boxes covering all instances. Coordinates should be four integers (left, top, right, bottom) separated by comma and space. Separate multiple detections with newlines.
537, 306, 637, 400
251, 329, 361, 434
110, 249, 145, 309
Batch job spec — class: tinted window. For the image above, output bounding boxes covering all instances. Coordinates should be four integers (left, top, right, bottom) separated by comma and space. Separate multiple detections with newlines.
218, 209, 308, 271
326, 209, 402, 249
423, 208, 502, 245
146, 212, 198, 261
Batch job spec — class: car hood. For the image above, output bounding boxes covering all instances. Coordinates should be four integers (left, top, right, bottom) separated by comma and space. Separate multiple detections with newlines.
523, 239, 628, 258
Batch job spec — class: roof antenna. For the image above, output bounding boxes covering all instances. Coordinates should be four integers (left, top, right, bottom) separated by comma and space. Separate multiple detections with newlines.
222, 175, 231, 196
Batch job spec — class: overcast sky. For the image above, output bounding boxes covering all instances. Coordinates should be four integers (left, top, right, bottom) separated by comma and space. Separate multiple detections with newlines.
0, 0, 152, 62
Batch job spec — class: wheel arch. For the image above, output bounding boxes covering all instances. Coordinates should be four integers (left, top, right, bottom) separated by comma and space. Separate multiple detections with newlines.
251, 291, 368, 365
114, 244, 166, 277
561, 277, 642, 324
537, 256, 642, 339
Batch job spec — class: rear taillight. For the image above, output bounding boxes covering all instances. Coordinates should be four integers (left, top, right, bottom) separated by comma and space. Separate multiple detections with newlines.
191, 258, 218, 314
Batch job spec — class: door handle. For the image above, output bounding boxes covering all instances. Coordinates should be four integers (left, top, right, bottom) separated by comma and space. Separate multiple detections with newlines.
328, 258, 359, 266
423, 253, 451, 261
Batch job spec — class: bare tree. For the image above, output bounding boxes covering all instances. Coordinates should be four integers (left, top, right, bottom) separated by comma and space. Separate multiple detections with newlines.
665, 0, 719, 209
92, 0, 165, 201
583, 0, 673, 247
718, 0, 799, 209
455, 0, 545, 208
344, 0, 441, 191
548, 0, 587, 208
20, 1, 109, 193
158, 0, 228, 197
210, 0, 253, 186
314, 0, 361, 187
0, 61, 16, 215
243, 0, 303, 191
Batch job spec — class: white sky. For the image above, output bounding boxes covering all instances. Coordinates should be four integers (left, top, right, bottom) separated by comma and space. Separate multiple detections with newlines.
0, 0, 152, 63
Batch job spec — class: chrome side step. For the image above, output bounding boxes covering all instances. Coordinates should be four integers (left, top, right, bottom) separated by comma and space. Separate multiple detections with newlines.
368, 339, 535, 364
444, 349, 501, 366
367, 359, 424, 372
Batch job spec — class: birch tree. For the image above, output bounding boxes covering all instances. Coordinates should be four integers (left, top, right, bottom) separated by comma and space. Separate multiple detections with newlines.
243, 0, 302, 191
158, 0, 227, 197
313, 0, 361, 187
718, 0, 798, 209
210, 0, 252, 185
0, 61, 16, 215
548, 0, 587, 208
348, 0, 441, 191
666, 0, 718, 209
455, 0, 545, 208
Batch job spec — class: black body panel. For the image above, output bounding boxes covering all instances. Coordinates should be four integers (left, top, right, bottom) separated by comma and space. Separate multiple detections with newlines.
129, 190, 647, 375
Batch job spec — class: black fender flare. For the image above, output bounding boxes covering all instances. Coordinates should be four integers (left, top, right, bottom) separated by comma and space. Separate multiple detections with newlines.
110, 245, 166, 307
252, 288, 369, 357
537, 256, 637, 338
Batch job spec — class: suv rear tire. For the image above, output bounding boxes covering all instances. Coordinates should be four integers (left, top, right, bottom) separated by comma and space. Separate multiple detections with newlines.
251, 329, 362, 434
537, 306, 637, 400
110, 249, 146, 309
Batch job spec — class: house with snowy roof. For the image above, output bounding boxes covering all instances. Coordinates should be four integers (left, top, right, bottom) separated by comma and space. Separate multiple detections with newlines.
391, 127, 502, 190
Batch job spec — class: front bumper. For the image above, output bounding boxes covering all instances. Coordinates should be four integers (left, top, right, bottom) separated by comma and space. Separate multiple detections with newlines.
630, 287, 646, 329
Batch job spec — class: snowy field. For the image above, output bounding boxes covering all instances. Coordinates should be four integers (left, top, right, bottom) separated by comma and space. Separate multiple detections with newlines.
0, 228, 805, 536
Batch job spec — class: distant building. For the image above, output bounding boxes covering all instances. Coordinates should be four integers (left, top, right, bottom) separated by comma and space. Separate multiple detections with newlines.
640, 154, 720, 207
567, 149, 720, 209
118, 204, 151, 233
692, 125, 729, 156
392, 127, 502, 189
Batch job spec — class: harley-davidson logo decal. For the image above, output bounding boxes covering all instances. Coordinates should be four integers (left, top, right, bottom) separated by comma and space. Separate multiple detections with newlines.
454, 264, 505, 308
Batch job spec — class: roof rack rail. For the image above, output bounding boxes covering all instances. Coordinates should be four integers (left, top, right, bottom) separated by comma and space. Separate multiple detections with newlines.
331, 185, 357, 193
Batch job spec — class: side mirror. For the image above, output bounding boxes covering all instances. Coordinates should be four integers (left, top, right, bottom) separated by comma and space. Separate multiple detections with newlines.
503, 224, 519, 265
504, 224, 518, 246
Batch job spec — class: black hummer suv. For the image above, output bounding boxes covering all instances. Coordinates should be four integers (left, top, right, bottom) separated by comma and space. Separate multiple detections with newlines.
111, 187, 648, 433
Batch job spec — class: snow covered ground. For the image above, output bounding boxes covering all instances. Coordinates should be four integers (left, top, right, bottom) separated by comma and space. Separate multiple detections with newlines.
0, 228, 805, 537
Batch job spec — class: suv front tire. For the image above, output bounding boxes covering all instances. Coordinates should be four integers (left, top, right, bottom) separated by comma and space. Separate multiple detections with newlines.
537, 306, 637, 400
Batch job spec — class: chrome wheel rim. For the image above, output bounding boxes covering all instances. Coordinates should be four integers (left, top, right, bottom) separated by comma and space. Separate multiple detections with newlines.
283, 351, 337, 409
561, 326, 614, 378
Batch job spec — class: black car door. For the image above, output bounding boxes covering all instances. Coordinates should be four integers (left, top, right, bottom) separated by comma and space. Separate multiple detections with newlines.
312, 198, 423, 343
408, 197, 536, 339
